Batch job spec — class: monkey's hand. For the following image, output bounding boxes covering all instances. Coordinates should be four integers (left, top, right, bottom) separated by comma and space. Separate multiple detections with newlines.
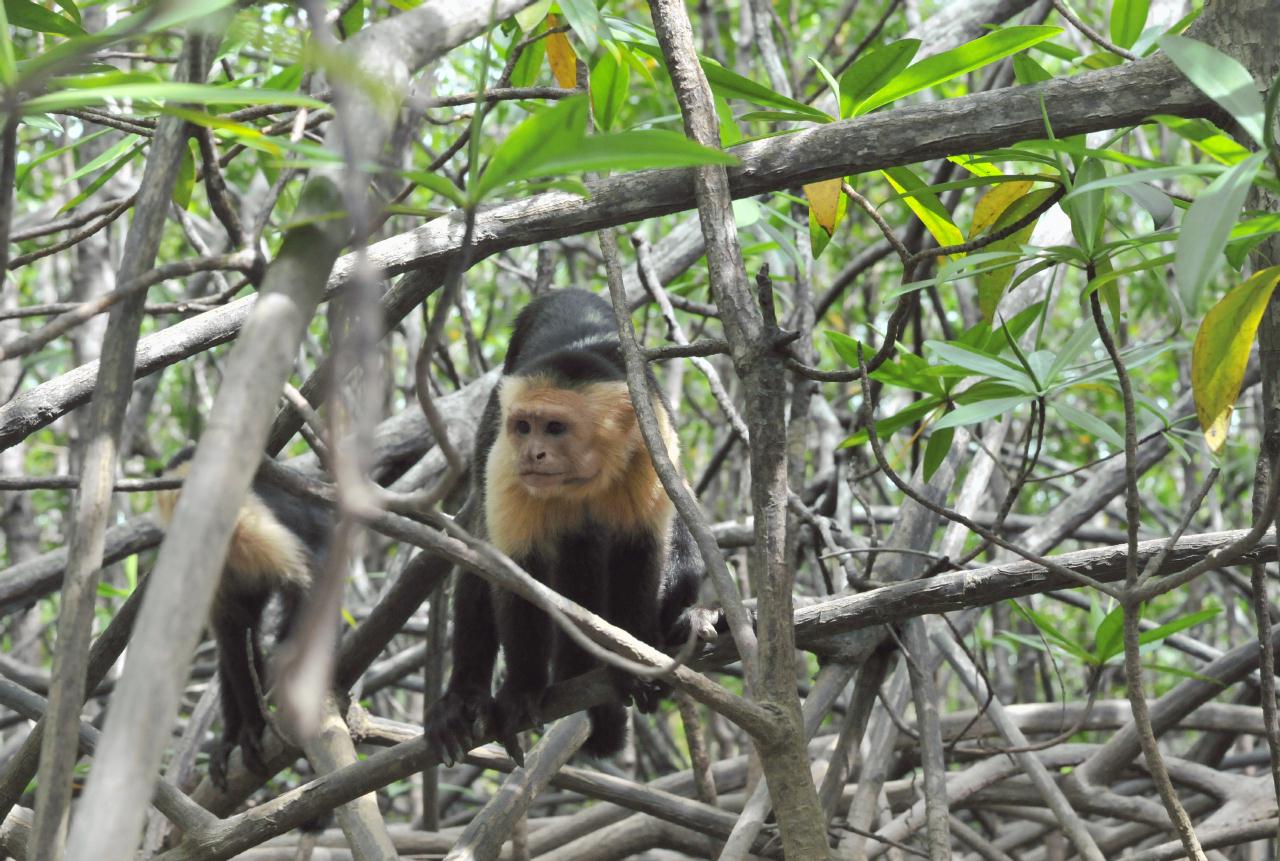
491, 685, 542, 767
425, 689, 490, 768
608, 670, 664, 714
210, 727, 269, 792
663, 606, 721, 648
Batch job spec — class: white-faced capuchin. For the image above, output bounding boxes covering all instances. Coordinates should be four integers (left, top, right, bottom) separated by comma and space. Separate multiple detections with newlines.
155, 449, 331, 789
426, 288, 707, 766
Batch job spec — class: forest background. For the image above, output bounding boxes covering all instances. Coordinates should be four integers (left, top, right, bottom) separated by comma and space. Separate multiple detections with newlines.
0, 0, 1279, 859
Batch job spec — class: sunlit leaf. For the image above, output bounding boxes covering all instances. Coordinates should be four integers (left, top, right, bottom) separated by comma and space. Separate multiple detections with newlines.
881, 165, 963, 250
473, 95, 736, 202
1175, 151, 1264, 310
590, 45, 629, 132
840, 39, 919, 117
859, 26, 1061, 114
971, 179, 1033, 237
6, 0, 85, 37
1191, 265, 1280, 453
1111, 0, 1152, 49
804, 178, 843, 236
558, 0, 606, 54
24, 83, 327, 113
629, 40, 828, 121
1012, 54, 1052, 85
514, 0, 551, 31
1160, 34, 1266, 146
545, 16, 578, 89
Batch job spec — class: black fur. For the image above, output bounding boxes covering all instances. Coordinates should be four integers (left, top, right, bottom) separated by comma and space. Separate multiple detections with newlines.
163, 448, 330, 788
427, 289, 704, 765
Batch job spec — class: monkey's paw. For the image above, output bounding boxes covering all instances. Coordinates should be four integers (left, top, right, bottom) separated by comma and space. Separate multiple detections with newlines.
209, 728, 268, 792
664, 606, 721, 649
610, 670, 665, 714
425, 690, 490, 768
491, 686, 542, 767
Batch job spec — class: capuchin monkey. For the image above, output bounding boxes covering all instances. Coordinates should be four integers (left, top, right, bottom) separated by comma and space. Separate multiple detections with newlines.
426, 288, 709, 766
155, 449, 331, 790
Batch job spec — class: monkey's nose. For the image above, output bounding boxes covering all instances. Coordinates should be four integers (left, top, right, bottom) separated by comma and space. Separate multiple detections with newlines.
535, 451, 546, 460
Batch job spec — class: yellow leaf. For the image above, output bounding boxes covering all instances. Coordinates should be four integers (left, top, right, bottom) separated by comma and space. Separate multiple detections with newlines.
974, 187, 1055, 323
804, 179, 843, 236
970, 180, 1032, 238
1192, 265, 1280, 453
546, 16, 578, 89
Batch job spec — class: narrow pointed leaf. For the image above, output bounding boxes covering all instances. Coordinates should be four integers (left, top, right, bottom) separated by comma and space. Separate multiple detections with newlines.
1191, 265, 1280, 452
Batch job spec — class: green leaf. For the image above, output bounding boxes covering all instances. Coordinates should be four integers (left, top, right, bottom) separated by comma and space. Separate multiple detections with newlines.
0, 1, 14, 87
16, 128, 105, 187
6, 0, 85, 36
881, 165, 963, 249
974, 187, 1056, 322
1155, 115, 1252, 164
68, 133, 141, 182
825, 330, 867, 370
810, 56, 841, 115
555, 129, 737, 172
590, 45, 630, 132
172, 138, 197, 210
400, 170, 466, 207
52, 0, 79, 24
923, 426, 954, 481
339, 0, 363, 35
558, 0, 606, 54
1063, 158, 1106, 255
1062, 162, 1225, 200
60, 140, 142, 212
514, 0, 551, 31
1052, 401, 1124, 449
1116, 181, 1173, 228
24, 83, 327, 114
473, 96, 589, 200
1094, 606, 1124, 663
1012, 54, 1052, 85
20, 113, 61, 132
473, 95, 737, 201
510, 29, 547, 89
927, 341, 1036, 389
840, 39, 920, 117
1138, 606, 1220, 647
841, 397, 942, 447
1160, 34, 1266, 146
1191, 265, 1280, 452
934, 395, 1032, 429
1175, 151, 1264, 310
859, 25, 1062, 114
630, 40, 829, 122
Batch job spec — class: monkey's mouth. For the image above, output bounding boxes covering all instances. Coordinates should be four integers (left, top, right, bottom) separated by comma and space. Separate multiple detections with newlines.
519, 470, 565, 488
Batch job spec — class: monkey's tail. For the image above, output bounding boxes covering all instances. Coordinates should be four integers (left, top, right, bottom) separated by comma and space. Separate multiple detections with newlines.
582, 702, 628, 757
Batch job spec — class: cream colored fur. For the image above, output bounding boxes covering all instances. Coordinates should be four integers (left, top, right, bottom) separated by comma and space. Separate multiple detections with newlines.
486, 376, 680, 558
155, 464, 312, 596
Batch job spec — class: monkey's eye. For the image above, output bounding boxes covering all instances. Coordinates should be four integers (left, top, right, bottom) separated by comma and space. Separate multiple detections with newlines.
546, 420, 567, 436
515, 420, 531, 435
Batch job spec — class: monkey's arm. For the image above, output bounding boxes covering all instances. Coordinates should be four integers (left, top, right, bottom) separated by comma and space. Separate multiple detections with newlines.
426, 571, 498, 765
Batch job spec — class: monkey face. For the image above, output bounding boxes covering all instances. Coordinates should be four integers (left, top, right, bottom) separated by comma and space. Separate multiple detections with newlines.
506, 405, 604, 493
